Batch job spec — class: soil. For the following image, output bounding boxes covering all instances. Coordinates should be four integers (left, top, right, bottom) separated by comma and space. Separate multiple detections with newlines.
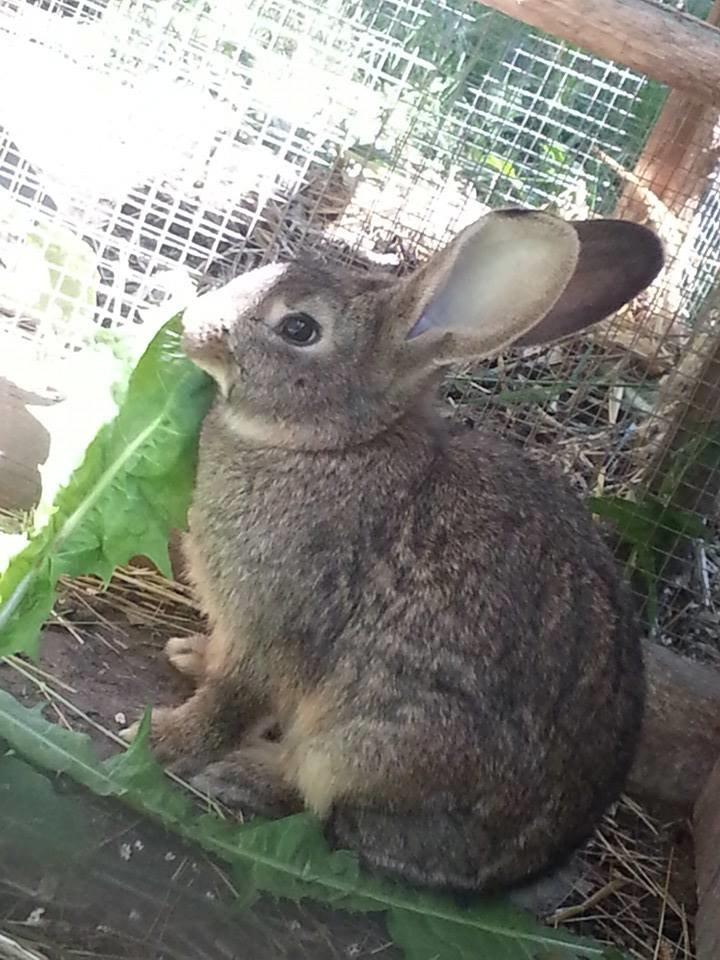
2, 623, 190, 759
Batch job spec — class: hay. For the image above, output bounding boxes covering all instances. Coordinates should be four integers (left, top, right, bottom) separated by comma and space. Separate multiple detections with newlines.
63, 568, 204, 636
444, 336, 673, 497
555, 797, 695, 959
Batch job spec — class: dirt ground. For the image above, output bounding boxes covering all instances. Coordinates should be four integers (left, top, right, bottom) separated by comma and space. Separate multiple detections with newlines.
2, 623, 190, 760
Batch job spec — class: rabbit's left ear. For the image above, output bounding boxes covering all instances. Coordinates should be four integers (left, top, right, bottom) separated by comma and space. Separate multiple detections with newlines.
514, 219, 664, 347
393, 209, 663, 366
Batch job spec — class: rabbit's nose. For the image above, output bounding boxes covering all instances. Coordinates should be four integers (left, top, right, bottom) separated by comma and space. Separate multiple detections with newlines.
182, 285, 235, 337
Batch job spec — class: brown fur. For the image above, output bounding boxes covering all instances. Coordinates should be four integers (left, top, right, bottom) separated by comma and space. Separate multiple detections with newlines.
127, 210, 663, 893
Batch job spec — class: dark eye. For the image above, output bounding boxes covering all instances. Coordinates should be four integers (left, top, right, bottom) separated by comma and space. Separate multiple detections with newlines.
276, 312, 321, 346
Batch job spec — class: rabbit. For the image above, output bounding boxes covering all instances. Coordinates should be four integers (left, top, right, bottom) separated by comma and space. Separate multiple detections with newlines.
123, 208, 663, 894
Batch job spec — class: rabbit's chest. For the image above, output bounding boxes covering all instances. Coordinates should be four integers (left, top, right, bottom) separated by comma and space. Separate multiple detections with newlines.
189, 461, 374, 660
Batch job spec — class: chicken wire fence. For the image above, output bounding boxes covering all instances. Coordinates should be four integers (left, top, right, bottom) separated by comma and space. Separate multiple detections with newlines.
2, 0, 720, 653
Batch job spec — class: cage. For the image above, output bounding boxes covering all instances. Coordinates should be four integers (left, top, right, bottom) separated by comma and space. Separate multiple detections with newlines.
1, 0, 720, 958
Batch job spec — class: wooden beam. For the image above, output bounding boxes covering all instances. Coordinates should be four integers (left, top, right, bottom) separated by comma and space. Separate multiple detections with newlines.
629, 641, 720, 811
478, 0, 720, 107
609, 1, 720, 342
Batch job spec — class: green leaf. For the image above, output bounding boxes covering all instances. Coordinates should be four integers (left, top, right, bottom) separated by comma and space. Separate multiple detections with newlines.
388, 904, 599, 960
589, 496, 662, 546
541, 142, 567, 167
0, 753, 92, 867
0, 689, 128, 797
0, 688, 616, 959
589, 494, 705, 553
0, 315, 216, 657
590, 492, 706, 620
484, 152, 520, 182
657, 422, 720, 500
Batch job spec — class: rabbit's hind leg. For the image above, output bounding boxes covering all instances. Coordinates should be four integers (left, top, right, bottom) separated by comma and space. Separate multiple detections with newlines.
190, 740, 302, 818
326, 805, 485, 891
123, 622, 270, 766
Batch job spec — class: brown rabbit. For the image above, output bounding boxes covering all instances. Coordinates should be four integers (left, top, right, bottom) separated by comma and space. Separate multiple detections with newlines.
124, 209, 662, 894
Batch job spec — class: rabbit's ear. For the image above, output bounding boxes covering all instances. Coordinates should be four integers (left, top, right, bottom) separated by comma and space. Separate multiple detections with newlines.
514, 219, 664, 346
399, 210, 662, 363
399, 209, 581, 359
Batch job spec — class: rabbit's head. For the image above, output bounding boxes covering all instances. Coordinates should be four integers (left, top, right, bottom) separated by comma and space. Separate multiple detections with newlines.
182, 210, 663, 448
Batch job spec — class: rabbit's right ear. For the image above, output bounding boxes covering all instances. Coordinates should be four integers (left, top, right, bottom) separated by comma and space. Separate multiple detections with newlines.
391, 209, 581, 365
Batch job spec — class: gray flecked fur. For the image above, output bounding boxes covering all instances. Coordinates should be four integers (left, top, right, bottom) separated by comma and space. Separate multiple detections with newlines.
130, 209, 663, 895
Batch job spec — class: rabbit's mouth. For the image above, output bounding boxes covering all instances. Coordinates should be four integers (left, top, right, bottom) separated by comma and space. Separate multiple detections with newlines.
224, 364, 251, 401
181, 322, 234, 397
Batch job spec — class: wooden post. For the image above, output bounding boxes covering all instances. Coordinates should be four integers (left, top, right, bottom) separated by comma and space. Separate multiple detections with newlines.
611, 1, 720, 338
603, 113, 720, 334
477, 0, 720, 107
630, 640, 720, 811
615, 99, 720, 230
694, 756, 720, 960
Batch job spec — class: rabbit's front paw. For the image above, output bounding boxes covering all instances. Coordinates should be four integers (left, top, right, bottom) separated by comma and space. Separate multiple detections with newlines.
121, 681, 264, 770
120, 694, 228, 768
165, 633, 206, 680
120, 704, 198, 762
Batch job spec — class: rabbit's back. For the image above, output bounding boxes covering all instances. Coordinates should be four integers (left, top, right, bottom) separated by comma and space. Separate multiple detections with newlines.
341, 429, 641, 843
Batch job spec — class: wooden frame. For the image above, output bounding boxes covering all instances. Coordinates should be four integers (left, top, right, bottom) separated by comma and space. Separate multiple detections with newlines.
479, 0, 720, 106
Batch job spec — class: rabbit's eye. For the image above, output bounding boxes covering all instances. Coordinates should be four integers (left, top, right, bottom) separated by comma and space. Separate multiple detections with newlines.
276, 312, 321, 346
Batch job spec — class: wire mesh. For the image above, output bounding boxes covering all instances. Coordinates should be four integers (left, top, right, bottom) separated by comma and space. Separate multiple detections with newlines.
1, 0, 720, 655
